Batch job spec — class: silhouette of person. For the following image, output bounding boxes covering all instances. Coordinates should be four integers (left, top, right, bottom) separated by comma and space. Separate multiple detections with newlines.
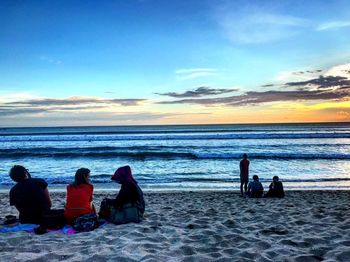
265, 176, 285, 198
240, 154, 250, 196
248, 175, 264, 198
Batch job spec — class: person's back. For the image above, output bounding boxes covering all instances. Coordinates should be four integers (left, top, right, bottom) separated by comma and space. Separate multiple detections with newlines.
248, 175, 263, 198
240, 159, 249, 177
9, 165, 51, 224
64, 168, 95, 224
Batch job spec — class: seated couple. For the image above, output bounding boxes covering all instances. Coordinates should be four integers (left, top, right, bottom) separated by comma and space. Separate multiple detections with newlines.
9, 165, 145, 229
247, 175, 285, 198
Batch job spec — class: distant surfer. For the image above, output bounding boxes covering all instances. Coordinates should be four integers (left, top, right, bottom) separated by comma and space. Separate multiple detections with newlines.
239, 153, 250, 196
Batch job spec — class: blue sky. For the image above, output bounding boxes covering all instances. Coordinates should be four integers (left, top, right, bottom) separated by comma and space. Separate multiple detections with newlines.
1, 0, 350, 126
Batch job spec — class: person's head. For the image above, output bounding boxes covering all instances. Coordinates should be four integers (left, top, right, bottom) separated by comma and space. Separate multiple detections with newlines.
253, 175, 259, 181
242, 154, 248, 159
73, 168, 91, 187
273, 176, 279, 182
9, 165, 31, 183
111, 165, 137, 185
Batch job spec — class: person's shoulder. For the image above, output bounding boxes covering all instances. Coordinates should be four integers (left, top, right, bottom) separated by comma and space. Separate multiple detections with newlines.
31, 178, 46, 183
82, 183, 93, 191
29, 178, 48, 187
9, 184, 17, 194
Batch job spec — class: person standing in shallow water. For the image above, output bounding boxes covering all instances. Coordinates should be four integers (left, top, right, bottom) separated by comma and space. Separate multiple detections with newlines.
240, 154, 250, 196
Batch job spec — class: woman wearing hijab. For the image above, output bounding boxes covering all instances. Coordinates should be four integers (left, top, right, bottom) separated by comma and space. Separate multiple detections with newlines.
99, 165, 145, 224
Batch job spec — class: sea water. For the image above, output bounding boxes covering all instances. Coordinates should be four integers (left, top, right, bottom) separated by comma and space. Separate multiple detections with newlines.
0, 123, 349, 191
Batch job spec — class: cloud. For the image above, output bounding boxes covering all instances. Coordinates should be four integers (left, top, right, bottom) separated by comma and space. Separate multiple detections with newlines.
216, 6, 308, 44
175, 68, 218, 80
326, 63, 350, 78
0, 104, 107, 116
0, 96, 146, 117
158, 89, 348, 106
5, 96, 146, 107
292, 70, 323, 75
157, 72, 350, 107
274, 69, 323, 82
0, 110, 212, 127
285, 75, 350, 89
316, 21, 350, 31
261, 84, 275, 88
155, 86, 238, 98
0, 107, 49, 116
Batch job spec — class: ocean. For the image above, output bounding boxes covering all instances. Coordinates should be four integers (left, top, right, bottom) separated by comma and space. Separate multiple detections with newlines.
0, 123, 349, 191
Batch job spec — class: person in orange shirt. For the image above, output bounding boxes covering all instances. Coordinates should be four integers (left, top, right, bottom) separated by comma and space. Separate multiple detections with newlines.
64, 168, 96, 224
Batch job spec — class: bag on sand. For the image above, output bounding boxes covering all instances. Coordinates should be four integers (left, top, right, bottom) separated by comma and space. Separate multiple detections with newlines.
110, 203, 143, 225
73, 213, 99, 232
98, 198, 114, 220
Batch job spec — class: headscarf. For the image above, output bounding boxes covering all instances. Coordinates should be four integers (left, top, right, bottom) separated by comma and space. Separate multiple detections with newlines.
111, 165, 137, 185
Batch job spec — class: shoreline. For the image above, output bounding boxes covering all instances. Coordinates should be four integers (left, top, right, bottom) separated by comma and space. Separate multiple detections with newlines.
1, 185, 350, 193
1, 190, 350, 261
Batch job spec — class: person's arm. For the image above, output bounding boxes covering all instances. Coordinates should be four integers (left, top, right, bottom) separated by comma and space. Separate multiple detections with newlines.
44, 187, 52, 208
9, 189, 15, 206
89, 184, 94, 202
89, 185, 96, 213
114, 186, 128, 208
239, 161, 243, 174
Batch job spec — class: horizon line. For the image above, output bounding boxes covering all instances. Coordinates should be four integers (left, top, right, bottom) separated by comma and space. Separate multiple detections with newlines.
1, 121, 350, 129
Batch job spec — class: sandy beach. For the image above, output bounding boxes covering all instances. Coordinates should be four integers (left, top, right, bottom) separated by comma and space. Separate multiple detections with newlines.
0, 190, 350, 261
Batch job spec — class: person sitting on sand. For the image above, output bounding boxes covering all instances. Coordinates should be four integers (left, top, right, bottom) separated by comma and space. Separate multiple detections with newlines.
240, 153, 250, 196
64, 168, 96, 224
9, 165, 52, 224
99, 165, 145, 224
247, 175, 264, 198
264, 176, 285, 198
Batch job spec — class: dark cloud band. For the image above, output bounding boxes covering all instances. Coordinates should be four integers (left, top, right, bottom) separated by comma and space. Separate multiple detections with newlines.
156, 86, 238, 98
158, 75, 350, 106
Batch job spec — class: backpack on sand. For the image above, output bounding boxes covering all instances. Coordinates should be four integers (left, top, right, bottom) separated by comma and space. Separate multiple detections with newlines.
72, 213, 99, 232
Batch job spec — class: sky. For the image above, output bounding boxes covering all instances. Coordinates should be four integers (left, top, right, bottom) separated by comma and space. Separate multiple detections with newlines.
1, 0, 350, 127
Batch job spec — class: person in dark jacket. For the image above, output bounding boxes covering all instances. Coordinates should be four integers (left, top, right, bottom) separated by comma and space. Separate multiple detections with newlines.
98, 166, 145, 220
265, 176, 285, 198
9, 165, 52, 224
111, 166, 145, 213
